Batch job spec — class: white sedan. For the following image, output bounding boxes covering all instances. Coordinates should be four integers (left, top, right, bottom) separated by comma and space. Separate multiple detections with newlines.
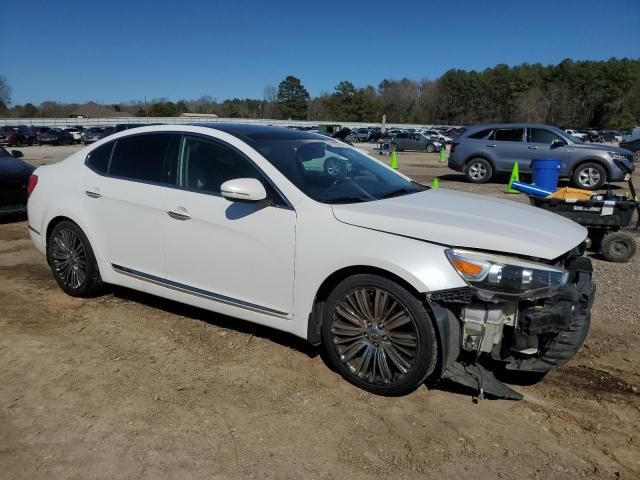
27, 124, 595, 396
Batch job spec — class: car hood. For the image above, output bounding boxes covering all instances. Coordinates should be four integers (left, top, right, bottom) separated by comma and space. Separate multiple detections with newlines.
331, 189, 587, 260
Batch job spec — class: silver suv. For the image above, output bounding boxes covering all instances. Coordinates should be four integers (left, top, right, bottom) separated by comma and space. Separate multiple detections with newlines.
448, 124, 635, 190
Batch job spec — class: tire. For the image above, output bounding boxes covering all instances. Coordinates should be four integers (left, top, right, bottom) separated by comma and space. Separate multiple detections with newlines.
464, 158, 493, 183
321, 274, 438, 396
46, 220, 104, 297
572, 162, 606, 190
633, 149, 640, 164
425, 143, 435, 153
601, 232, 636, 262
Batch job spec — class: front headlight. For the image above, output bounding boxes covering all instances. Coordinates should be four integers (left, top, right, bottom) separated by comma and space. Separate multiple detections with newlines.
608, 151, 628, 160
445, 249, 569, 297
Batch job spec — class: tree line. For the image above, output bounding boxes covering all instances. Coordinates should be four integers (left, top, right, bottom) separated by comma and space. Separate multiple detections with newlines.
1, 58, 638, 129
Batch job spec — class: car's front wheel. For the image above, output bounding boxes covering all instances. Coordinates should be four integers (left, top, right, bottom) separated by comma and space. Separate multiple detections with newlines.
464, 158, 493, 183
572, 162, 606, 190
321, 274, 438, 396
425, 143, 436, 153
47, 220, 104, 297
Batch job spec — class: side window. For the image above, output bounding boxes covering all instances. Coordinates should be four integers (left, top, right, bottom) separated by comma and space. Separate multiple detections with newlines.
86, 142, 113, 174
179, 135, 262, 195
528, 128, 561, 144
493, 128, 524, 142
109, 134, 174, 184
468, 129, 493, 139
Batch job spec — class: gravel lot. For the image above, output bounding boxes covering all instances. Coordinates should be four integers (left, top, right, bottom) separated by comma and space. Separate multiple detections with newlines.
1, 143, 639, 479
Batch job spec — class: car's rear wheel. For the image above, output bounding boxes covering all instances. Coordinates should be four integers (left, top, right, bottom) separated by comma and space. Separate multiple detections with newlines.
321, 274, 438, 396
572, 162, 606, 190
426, 143, 435, 153
464, 158, 493, 183
47, 220, 104, 297
633, 149, 640, 164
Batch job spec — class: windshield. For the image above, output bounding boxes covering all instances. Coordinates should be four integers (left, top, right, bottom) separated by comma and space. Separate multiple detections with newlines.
250, 137, 427, 203
86, 128, 103, 134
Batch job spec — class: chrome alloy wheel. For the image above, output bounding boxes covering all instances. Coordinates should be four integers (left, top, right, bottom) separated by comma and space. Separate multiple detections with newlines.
578, 167, 601, 187
468, 162, 487, 180
330, 287, 419, 385
50, 228, 87, 289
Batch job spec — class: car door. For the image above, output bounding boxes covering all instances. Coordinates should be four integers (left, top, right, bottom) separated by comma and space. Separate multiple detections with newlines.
82, 133, 179, 279
408, 134, 423, 150
525, 127, 572, 175
162, 134, 296, 317
395, 133, 410, 150
487, 127, 527, 173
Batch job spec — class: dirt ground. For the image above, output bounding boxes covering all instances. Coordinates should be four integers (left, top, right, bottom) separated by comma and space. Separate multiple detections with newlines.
1, 143, 639, 480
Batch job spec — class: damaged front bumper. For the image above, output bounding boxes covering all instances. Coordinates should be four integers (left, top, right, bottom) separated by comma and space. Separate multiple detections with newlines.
427, 255, 596, 398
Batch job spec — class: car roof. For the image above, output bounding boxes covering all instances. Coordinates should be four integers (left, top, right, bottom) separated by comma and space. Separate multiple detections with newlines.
194, 123, 324, 142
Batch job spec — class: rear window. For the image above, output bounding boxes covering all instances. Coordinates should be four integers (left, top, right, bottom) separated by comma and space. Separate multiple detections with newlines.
109, 134, 172, 183
86, 142, 113, 174
468, 129, 493, 139
492, 128, 524, 142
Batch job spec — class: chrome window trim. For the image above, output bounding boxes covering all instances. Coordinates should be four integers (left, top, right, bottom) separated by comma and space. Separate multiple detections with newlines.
112, 263, 290, 319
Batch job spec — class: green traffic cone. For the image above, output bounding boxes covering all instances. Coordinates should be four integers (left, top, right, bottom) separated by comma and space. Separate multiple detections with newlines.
439, 148, 446, 163
505, 162, 520, 194
390, 150, 398, 169
432, 178, 440, 188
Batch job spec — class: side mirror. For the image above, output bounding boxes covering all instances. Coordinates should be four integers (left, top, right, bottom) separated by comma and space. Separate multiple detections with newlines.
11, 150, 24, 158
220, 178, 267, 202
550, 139, 565, 149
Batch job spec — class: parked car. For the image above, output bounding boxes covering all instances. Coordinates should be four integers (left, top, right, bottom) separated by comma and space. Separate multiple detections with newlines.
0, 147, 35, 215
619, 137, 640, 163
586, 130, 603, 143
350, 128, 370, 142
39, 128, 76, 146
17, 125, 38, 145
622, 127, 640, 142
34, 127, 51, 144
565, 129, 588, 141
601, 130, 624, 143
82, 127, 115, 144
0, 126, 32, 146
419, 129, 452, 144
27, 124, 595, 396
391, 132, 443, 152
448, 124, 635, 190
64, 128, 83, 144
367, 127, 382, 142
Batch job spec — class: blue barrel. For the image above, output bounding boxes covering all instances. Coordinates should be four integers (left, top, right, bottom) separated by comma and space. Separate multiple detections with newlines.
531, 158, 561, 192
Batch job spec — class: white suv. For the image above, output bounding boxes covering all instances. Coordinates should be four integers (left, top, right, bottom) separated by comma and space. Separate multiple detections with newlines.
27, 124, 595, 396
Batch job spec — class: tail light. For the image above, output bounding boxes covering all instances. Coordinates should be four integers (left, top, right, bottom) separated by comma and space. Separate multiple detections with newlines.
450, 142, 458, 154
27, 174, 38, 197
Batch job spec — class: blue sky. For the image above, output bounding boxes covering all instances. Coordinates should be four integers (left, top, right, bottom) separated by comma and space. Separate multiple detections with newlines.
3, 0, 638, 105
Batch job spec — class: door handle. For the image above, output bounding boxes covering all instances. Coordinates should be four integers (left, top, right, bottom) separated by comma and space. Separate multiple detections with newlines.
167, 209, 191, 221
85, 190, 102, 199
487, 144, 496, 148
528, 146, 539, 150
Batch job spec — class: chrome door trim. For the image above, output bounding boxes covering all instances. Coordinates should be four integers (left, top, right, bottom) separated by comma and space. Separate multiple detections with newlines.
111, 263, 290, 319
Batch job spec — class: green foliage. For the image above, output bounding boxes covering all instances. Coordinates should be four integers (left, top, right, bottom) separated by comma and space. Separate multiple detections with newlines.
1, 60, 638, 128
277, 76, 309, 120
0, 75, 10, 109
